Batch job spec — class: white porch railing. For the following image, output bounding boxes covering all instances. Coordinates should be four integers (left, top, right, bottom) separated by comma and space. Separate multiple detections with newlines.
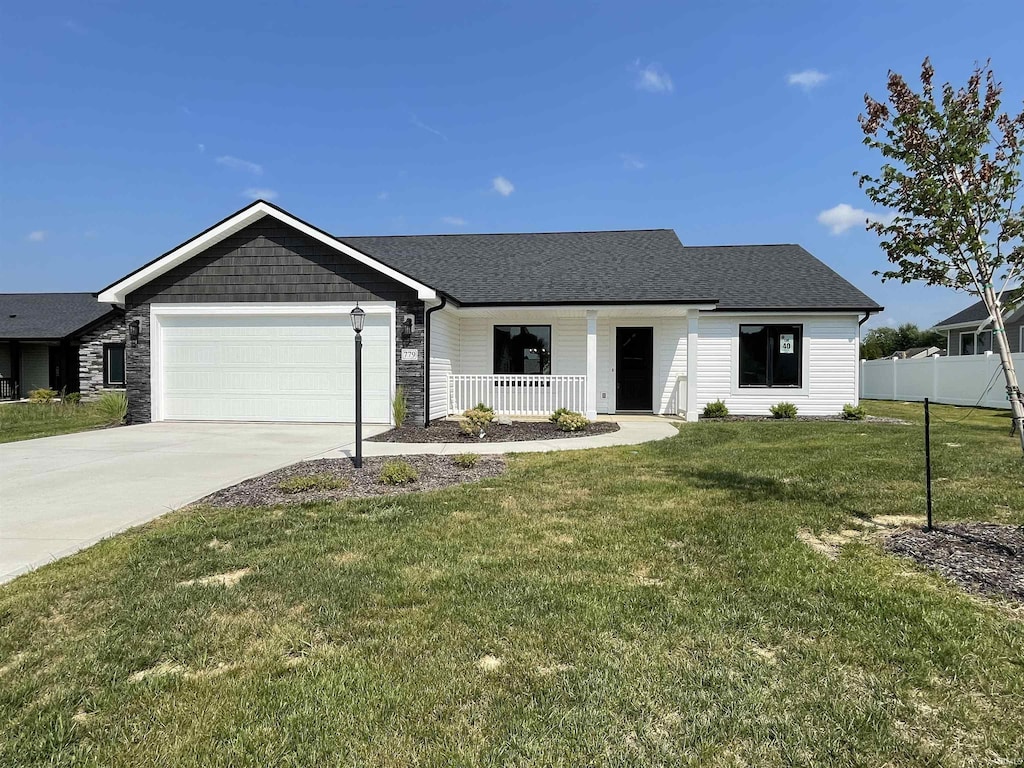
448, 374, 587, 417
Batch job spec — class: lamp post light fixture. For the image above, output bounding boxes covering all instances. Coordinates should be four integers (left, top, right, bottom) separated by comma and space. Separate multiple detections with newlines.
350, 304, 365, 468
128, 319, 141, 347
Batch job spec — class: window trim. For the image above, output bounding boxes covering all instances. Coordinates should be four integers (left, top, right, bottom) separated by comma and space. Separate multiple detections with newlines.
738, 323, 804, 388
492, 324, 553, 376
103, 343, 126, 386
960, 329, 993, 356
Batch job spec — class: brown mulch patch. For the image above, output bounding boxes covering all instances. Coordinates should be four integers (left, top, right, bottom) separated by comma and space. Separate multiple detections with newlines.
885, 523, 1024, 603
368, 419, 620, 444
195, 455, 506, 508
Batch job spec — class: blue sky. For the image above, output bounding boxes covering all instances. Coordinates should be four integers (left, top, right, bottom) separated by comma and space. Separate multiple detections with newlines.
3, 1, 1023, 329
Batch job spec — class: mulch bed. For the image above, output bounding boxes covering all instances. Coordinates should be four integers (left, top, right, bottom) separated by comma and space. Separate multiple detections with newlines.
702, 415, 907, 424
368, 419, 620, 444
885, 523, 1024, 603
195, 455, 507, 508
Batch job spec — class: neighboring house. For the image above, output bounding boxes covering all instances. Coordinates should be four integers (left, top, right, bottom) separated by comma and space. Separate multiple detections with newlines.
95, 200, 882, 425
933, 292, 1024, 356
891, 346, 942, 359
0, 293, 124, 400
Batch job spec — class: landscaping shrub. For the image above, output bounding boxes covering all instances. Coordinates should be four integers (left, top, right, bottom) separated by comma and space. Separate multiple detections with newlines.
391, 385, 408, 427
703, 399, 729, 418
549, 407, 572, 423
842, 403, 866, 420
459, 405, 496, 436
63, 392, 82, 406
769, 402, 798, 419
379, 460, 419, 485
95, 392, 129, 424
556, 410, 590, 432
28, 388, 58, 403
452, 453, 480, 469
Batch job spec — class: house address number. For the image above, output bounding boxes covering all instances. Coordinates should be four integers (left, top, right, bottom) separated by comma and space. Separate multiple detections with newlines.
401, 348, 419, 361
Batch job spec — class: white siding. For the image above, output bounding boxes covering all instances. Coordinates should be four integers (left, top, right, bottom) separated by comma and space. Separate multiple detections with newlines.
21, 344, 50, 393
457, 315, 588, 377
696, 313, 860, 416
655, 316, 687, 415
428, 307, 460, 420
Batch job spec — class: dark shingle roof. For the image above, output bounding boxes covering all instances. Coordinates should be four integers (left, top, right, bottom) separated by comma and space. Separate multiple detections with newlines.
339, 231, 881, 310
934, 289, 1024, 328
0, 293, 118, 340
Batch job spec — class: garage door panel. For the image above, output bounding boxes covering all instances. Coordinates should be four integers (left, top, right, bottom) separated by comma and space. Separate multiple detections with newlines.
159, 313, 392, 423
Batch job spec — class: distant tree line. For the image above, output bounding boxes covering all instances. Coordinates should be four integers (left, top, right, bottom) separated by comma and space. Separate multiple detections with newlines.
860, 323, 946, 360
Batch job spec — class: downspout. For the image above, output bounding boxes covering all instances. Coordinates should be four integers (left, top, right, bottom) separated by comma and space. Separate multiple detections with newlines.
422, 295, 448, 427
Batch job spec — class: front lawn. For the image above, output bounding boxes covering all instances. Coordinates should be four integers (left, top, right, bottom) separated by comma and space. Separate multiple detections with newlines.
0, 401, 116, 444
2, 400, 1022, 766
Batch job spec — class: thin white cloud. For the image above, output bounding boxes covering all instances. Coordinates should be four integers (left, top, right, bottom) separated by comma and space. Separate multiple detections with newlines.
243, 188, 277, 201
411, 114, 448, 141
492, 176, 515, 197
377, 191, 389, 201
197, 143, 205, 153
63, 19, 87, 34
27, 230, 47, 242
817, 203, 894, 235
83, 230, 98, 239
632, 60, 673, 93
441, 216, 467, 227
216, 155, 263, 175
787, 69, 829, 91
621, 154, 646, 170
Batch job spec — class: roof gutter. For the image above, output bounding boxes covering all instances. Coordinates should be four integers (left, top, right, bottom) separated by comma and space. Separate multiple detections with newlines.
422, 295, 448, 428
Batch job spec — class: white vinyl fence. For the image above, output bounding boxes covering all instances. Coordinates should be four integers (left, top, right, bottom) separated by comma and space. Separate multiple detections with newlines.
448, 374, 587, 417
861, 352, 1024, 409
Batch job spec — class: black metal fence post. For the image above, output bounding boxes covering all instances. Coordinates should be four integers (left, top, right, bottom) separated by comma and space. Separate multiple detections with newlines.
924, 398, 933, 531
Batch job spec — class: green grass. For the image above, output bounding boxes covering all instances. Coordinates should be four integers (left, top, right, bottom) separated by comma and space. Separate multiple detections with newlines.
0, 401, 116, 444
1, 400, 1022, 766
275, 473, 351, 494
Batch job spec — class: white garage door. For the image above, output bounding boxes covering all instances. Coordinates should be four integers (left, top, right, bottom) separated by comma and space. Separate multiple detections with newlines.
158, 313, 391, 423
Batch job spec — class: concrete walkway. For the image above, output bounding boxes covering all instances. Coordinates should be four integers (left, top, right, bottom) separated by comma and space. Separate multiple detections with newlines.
316, 416, 681, 458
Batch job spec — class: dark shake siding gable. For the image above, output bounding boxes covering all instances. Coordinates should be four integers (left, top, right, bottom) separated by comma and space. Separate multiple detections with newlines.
123, 220, 425, 424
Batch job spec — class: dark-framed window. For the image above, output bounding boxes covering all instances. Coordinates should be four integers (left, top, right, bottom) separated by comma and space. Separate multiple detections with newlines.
493, 325, 551, 374
103, 343, 126, 386
739, 324, 802, 387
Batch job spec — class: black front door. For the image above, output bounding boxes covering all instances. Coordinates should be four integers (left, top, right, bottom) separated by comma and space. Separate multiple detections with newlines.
615, 327, 653, 411
48, 346, 64, 391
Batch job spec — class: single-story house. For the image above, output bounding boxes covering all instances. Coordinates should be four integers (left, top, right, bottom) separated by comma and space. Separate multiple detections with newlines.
933, 291, 1024, 356
94, 200, 882, 426
0, 293, 125, 400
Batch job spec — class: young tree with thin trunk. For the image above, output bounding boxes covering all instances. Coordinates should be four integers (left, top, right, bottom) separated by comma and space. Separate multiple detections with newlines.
858, 58, 1024, 451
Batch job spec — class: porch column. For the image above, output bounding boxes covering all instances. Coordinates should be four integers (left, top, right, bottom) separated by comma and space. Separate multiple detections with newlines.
585, 310, 598, 420
686, 311, 699, 421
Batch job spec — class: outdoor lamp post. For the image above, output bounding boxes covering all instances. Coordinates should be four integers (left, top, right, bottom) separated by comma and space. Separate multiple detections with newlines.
350, 304, 365, 468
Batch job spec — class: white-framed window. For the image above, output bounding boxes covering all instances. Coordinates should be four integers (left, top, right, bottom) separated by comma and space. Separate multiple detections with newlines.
960, 329, 993, 356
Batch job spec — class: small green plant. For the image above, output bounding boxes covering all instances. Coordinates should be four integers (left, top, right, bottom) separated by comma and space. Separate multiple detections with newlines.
452, 453, 480, 469
556, 410, 590, 432
391, 385, 408, 427
460, 405, 496, 436
379, 460, 419, 485
29, 388, 58, 403
549, 407, 572, 423
842, 403, 866, 420
63, 392, 82, 406
95, 391, 129, 424
703, 399, 729, 418
276, 473, 350, 494
769, 402, 798, 420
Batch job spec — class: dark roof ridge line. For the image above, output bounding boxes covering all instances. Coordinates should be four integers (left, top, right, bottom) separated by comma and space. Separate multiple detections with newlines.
337, 228, 676, 238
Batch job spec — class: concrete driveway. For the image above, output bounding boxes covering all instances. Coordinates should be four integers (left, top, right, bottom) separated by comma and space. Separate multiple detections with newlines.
0, 421, 385, 584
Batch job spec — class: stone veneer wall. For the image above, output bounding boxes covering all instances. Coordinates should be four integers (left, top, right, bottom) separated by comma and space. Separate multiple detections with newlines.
78, 313, 127, 401
395, 300, 426, 427
124, 305, 150, 423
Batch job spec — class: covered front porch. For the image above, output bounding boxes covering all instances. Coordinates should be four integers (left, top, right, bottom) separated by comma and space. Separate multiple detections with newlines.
429, 303, 711, 421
